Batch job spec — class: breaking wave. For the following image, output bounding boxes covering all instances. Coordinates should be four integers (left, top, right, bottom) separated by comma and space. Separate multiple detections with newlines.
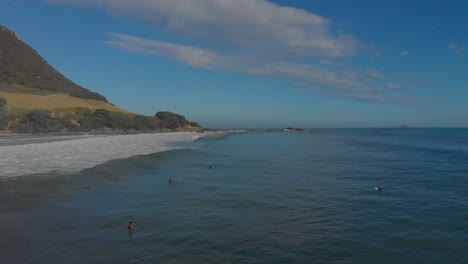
0, 132, 203, 178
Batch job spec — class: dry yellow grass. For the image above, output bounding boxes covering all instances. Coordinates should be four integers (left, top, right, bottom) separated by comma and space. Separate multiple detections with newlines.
175, 125, 204, 132
0, 91, 131, 114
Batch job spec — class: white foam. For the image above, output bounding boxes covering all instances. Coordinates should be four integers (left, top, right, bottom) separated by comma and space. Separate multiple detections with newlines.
0, 132, 203, 178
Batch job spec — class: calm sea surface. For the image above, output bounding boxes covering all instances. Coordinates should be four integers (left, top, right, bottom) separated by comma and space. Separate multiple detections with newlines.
0, 129, 467, 263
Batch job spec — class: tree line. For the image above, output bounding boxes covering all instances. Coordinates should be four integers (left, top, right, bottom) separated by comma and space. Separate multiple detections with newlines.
0, 97, 201, 133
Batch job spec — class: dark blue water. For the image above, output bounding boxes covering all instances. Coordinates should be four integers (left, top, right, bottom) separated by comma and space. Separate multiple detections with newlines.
0, 129, 467, 263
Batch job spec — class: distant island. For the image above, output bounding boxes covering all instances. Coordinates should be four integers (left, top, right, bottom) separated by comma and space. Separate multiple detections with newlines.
283, 127, 304, 132
0, 25, 202, 134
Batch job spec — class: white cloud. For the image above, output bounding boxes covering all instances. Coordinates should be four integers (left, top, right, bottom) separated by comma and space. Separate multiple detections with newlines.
106, 33, 418, 103
49, 0, 418, 103
365, 69, 385, 79
105, 33, 225, 70
319, 60, 333, 65
448, 44, 464, 56
50, 0, 360, 58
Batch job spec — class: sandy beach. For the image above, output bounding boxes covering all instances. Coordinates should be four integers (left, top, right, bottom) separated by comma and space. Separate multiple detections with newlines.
0, 134, 94, 147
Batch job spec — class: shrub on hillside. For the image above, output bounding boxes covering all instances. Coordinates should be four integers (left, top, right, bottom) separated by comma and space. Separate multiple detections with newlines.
189, 121, 200, 127
0, 97, 8, 129
155, 111, 191, 129
60, 114, 79, 132
79, 112, 105, 131
16, 110, 64, 133
0, 115, 7, 129
0, 97, 6, 110
133, 115, 156, 130
3, 105, 201, 133
77, 109, 159, 131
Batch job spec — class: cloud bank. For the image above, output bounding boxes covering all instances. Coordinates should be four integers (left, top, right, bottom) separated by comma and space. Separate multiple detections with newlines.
49, 0, 418, 103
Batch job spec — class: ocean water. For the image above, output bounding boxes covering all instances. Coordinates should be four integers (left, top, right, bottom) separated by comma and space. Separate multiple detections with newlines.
0, 129, 467, 263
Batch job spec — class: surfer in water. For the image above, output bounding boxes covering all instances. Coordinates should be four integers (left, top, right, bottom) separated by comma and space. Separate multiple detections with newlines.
128, 221, 134, 231
375, 187, 383, 191
168, 179, 173, 184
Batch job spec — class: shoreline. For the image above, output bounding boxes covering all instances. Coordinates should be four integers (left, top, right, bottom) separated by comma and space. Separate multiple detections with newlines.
0, 134, 95, 147
0, 132, 202, 178
0, 129, 248, 147
0, 130, 247, 178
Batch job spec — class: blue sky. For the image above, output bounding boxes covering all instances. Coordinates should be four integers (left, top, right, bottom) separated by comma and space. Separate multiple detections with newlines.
1, 0, 467, 128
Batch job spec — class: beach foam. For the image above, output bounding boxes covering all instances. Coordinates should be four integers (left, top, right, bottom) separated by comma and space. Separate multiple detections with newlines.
0, 132, 203, 178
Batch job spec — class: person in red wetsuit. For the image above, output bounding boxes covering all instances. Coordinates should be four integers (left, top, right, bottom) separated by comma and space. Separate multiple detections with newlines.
128, 221, 134, 231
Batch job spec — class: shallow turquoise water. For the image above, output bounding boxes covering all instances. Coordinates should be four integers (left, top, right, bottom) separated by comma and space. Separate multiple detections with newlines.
0, 129, 467, 263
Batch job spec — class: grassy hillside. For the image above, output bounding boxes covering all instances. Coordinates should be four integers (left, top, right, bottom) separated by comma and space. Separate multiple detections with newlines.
0, 92, 203, 133
0, 91, 130, 115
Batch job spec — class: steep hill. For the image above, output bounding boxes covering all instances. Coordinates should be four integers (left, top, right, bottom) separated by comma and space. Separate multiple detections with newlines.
0, 25, 202, 133
0, 25, 107, 101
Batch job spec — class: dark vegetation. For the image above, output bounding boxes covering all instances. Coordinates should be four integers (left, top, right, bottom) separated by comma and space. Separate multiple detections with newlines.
0, 97, 16, 130
0, 25, 107, 101
0, 97, 9, 129
156, 111, 200, 129
0, 97, 201, 133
